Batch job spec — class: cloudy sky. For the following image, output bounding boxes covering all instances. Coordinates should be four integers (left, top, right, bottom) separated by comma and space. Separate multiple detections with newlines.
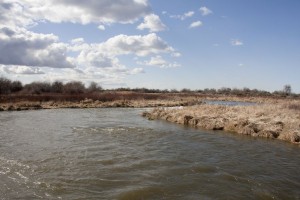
0, 0, 300, 92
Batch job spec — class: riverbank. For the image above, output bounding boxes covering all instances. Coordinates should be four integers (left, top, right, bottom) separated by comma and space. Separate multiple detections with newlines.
0, 92, 296, 112
0, 98, 201, 111
143, 100, 300, 144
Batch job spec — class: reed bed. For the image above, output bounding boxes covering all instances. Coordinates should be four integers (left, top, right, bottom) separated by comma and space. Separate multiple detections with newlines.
143, 101, 300, 144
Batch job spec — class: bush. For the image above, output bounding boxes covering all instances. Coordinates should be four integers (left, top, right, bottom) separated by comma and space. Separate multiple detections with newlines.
11, 81, 23, 92
24, 82, 51, 94
88, 82, 103, 93
51, 81, 64, 93
63, 81, 85, 94
0, 77, 12, 94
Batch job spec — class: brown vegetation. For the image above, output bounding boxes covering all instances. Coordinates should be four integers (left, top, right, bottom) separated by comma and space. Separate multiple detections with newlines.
1, 77, 300, 145
143, 101, 300, 144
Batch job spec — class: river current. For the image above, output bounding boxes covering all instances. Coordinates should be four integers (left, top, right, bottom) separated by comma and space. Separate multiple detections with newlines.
0, 108, 299, 199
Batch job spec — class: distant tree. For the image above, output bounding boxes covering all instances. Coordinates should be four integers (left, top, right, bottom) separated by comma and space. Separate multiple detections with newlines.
203, 88, 217, 94
181, 88, 192, 93
195, 89, 203, 93
88, 81, 103, 93
24, 82, 51, 94
243, 87, 251, 95
218, 87, 231, 95
0, 77, 12, 94
63, 81, 85, 94
283, 84, 292, 95
51, 81, 64, 93
10, 81, 23, 92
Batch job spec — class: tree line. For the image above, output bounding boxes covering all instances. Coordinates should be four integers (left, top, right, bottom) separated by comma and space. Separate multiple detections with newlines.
0, 77, 102, 95
0, 76, 297, 98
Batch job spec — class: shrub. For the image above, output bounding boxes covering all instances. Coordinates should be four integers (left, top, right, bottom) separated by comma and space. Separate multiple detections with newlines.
0, 77, 12, 94
63, 81, 85, 94
51, 81, 64, 93
24, 82, 51, 94
11, 81, 23, 92
88, 81, 103, 93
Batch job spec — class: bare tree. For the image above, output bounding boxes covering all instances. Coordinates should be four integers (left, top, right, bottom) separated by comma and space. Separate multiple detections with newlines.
283, 84, 292, 95
11, 81, 23, 92
88, 81, 103, 93
0, 77, 12, 94
51, 81, 64, 93
63, 81, 85, 94
24, 82, 51, 94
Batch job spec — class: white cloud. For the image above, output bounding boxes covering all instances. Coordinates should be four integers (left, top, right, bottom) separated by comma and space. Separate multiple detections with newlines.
69, 33, 179, 80
199, 7, 213, 16
71, 38, 85, 44
1, 0, 151, 28
189, 21, 203, 28
129, 67, 145, 74
0, 65, 45, 74
138, 56, 181, 68
231, 39, 244, 46
0, 0, 181, 86
0, 2, 36, 29
0, 27, 74, 68
172, 52, 181, 57
42, 66, 143, 87
87, 33, 177, 57
171, 11, 195, 20
98, 25, 106, 31
184, 11, 195, 18
137, 14, 167, 32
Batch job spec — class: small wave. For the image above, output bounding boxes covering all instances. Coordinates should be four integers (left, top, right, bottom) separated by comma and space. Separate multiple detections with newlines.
72, 126, 154, 135
0, 156, 58, 199
15, 172, 29, 182
0, 156, 30, 169
0, 167, 10, 175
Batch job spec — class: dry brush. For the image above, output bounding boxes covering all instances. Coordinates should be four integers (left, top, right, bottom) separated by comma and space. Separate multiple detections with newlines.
143, 101, 300, 144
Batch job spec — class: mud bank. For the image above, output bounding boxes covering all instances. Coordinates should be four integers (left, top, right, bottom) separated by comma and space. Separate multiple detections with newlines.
143, 103, 300, 144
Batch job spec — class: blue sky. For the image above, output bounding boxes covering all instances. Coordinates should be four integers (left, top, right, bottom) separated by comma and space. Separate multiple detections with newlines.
0, 0, 300, 92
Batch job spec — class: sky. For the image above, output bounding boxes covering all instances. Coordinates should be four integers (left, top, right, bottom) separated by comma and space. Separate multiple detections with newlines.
0, 0, 300, 92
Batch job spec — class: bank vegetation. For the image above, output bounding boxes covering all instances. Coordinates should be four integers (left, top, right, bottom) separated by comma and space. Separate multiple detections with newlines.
143, 101, 300, 144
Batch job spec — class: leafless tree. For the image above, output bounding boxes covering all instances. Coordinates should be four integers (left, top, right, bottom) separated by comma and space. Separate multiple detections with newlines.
0, 77, 12, 94
63, 81, 85, 94
51, 81, 64, 93
283, 84, 292, 95
88, 81, 103, 93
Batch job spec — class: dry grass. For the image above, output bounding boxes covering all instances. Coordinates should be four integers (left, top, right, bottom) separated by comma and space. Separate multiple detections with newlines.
144, 100, 300, 144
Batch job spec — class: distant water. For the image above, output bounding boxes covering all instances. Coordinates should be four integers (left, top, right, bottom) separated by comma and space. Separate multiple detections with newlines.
204, 100, 257, 106
0, 108, 299, 199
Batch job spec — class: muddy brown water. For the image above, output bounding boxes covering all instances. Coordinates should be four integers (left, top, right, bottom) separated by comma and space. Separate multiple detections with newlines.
0, 108, 299, 199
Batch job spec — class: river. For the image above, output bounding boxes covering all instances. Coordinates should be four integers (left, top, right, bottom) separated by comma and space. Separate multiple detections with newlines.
0, 108, 299, 199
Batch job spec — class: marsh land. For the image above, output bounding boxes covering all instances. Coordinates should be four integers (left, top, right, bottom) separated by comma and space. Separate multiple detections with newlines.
1, 77, 299, 144
1, 90, 300, 145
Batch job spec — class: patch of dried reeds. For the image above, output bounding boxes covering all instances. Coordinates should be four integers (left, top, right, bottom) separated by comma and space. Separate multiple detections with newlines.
144, 102, 300, 144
